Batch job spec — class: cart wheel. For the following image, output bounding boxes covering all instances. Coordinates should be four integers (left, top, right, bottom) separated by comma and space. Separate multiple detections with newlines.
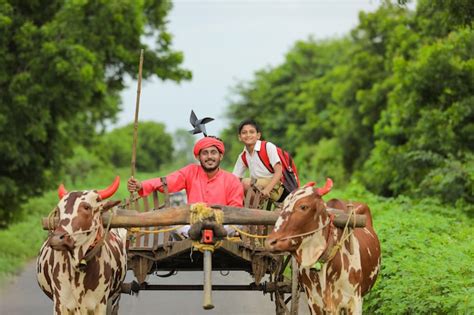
274, 256, 300, 315
290, 256, 301, 315
275, 289, 287, 315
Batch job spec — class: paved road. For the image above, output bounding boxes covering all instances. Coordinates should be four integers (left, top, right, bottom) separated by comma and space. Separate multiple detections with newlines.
0, 262, 310, 315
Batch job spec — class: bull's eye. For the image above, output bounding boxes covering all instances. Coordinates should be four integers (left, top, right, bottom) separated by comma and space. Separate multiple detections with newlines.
83, 204, 92, 211
299, 204, 309, 211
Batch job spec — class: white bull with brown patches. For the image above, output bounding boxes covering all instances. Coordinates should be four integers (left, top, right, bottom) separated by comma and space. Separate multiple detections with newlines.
36, 177, 127, 314
266, 179, 381, 315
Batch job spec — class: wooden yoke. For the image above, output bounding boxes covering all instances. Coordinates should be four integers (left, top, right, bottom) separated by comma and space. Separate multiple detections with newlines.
42, 206, 366, 230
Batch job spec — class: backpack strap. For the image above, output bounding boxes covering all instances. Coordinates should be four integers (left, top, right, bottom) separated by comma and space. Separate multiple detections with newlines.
257, 141, 274, 173
241, 151, 248, 168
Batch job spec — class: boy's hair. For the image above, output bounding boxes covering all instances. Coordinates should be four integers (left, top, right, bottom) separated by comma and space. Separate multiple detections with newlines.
238, 119, 261, 134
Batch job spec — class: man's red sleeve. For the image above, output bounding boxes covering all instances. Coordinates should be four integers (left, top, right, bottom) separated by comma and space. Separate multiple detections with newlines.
139, 165, 190, 197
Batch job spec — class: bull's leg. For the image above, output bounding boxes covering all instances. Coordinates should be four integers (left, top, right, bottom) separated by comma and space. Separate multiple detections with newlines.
352, 297, 363, 315
94, 302, 108, 315
53, 299, 61, 315
37, 245, 54, 300
53, 300, 72, 315
344, 296, 362, 315
106, 294, 121, 315
308, 302, 325, 315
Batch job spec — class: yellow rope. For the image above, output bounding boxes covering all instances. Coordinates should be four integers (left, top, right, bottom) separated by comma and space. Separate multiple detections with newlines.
190, 204, 271, 240
192, 241, 222, 253
325, 205, 356, 262
189, 203, 223, 224
228, 225, 269, 239
189, 203, 225, 252
128, 225, 183, 234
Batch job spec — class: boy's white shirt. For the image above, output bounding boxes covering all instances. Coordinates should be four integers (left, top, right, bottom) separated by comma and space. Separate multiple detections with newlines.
232, 140, 281, 179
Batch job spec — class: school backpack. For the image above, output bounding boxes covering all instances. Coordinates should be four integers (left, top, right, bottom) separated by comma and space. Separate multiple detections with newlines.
241, 140, 300, 193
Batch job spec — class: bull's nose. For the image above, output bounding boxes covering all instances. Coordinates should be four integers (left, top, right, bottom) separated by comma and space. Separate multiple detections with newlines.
265, 238, 278, 249
48, 232, 74, 251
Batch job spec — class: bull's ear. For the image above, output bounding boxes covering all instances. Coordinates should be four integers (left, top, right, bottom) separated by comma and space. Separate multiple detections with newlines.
315, 178, 333, 196
101, 200, 121, 212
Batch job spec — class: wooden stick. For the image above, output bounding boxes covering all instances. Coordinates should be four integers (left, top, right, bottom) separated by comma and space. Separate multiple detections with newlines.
129, 49, 144, 207
131, 49, 144, 179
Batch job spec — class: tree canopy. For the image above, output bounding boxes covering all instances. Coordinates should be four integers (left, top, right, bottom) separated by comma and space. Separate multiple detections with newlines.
223, 0, 473, 206
0, 0, 191, 225
99, 121, 173, 173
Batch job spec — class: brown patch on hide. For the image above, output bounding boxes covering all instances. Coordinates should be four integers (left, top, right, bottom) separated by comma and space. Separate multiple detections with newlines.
83, 255, 100, 293
64, 192, 83, 214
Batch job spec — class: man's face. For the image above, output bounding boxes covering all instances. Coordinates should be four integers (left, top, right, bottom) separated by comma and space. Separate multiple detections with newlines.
198, 146, 223, 172
238, 124, 261, 146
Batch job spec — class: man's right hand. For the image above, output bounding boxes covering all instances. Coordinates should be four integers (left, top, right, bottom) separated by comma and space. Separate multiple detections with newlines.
127, 177, 142, 193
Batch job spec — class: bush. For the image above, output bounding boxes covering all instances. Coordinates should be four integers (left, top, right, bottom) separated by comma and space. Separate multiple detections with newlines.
330, 183, 474, 314
295, 139, 348, 185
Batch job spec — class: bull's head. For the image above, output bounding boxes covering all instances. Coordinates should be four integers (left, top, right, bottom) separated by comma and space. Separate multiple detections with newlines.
48, 176, 121, 257
266, 178, 333, 267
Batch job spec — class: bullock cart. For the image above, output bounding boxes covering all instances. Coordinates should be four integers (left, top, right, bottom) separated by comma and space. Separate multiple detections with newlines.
42, 183, 365, 315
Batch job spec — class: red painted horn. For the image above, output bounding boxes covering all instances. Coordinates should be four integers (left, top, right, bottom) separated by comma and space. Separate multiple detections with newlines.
58, 184, 68, 199
97, 176, 120, 200
315, 178, 333, 196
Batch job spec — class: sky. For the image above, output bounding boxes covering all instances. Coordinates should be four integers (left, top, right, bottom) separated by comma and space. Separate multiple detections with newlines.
115, 0, 382, 136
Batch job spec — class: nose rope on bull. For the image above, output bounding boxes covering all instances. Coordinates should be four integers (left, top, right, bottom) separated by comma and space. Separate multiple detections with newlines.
279, 219, 332, 241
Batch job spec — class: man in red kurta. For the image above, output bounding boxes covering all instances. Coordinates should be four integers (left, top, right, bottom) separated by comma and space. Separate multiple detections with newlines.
127, 137, 244, 236
128, 136, 243, 205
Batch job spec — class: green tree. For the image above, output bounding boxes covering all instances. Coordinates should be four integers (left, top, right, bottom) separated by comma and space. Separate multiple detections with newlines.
100, 122, 173, 173
223, 38, 351, 154
223, 1, 473, 205
63, 145, 105, 186
360, 27, 474, 202
0, 0, 191, 226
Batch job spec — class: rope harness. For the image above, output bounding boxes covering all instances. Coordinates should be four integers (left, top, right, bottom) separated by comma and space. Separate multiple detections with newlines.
128, 225, 183, 234
229, 225, 269, 239
315, 204, 359, 269
279, 219, 332, 241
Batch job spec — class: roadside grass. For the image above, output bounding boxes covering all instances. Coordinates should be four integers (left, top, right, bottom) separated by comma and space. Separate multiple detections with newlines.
331, 183, 474, 314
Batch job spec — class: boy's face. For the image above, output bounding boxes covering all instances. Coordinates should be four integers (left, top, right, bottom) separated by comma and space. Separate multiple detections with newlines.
198, 146, 223, 172
238, 124, 261, 146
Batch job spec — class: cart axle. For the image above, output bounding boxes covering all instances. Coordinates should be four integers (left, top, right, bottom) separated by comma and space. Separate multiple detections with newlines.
121, 281, 293, 294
